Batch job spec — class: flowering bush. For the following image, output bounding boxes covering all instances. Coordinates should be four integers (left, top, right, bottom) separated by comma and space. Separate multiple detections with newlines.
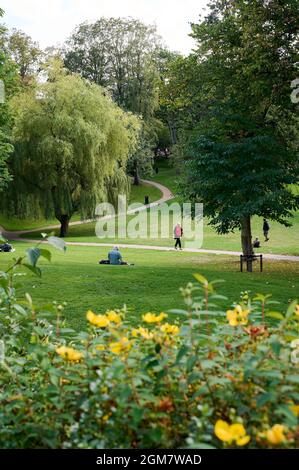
0, 247, 299, 448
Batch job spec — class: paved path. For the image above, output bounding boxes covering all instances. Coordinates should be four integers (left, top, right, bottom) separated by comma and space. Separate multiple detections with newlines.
1, 179, 174, 238
1, 179, 299, 262
6, 239, 298, 262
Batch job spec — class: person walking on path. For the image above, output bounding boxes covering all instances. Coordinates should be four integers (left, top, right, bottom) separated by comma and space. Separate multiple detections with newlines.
263, 219, 270, 242
174, 223, 183, 250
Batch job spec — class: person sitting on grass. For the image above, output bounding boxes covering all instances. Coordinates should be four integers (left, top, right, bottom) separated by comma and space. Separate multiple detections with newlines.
253, 237, 261, 248
99, 246, 131, 265
0, 242, 14, 252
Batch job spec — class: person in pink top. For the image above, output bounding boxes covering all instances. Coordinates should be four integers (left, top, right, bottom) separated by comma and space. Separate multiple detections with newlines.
174, 223, 183, 250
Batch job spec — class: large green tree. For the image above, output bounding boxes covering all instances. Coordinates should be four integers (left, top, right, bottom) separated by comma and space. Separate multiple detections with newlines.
2, 28, 41, 84
156, 51, 199, 145
64, 17, 160, 117
0, 128, 13, 191
64, 18, 165, 184
3, 61, 140, 236
178, 0, 299, 269
0, 8, 19, 191
127, 122, 155, 185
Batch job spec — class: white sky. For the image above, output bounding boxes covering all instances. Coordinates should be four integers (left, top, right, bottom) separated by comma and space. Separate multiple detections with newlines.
0, 0, 209, 54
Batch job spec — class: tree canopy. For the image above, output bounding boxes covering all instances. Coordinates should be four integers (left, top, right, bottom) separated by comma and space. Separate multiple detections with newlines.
64, 17, 161, 118
0, 8, 19, 191
63, 17, 172, 183
2, 61, 140, 236
174, 0, 299, 267
0, 28, 41, 84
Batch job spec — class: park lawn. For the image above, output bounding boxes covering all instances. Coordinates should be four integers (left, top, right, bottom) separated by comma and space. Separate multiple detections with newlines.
23, 208, 299, 256
151, 158, 179, 195
4, 159, 299, 255
202, 212, 299, 256
129, 180, 162, 205
20, 161, 299, 255
0, 242, 298, 332
0, 214, 68, 232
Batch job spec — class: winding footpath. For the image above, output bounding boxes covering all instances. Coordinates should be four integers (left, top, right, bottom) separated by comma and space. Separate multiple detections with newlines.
1, 179, 299, 262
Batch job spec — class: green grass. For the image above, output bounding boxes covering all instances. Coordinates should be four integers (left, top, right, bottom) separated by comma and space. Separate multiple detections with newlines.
0, 242, 298, 331
1, 159, 298, 335
0, 181, 162, 233
19, 160, 299, 256
129, 181, 162, 205
151, 158, 178, 195
21, 209, 299, 256
0, 215, 63, 232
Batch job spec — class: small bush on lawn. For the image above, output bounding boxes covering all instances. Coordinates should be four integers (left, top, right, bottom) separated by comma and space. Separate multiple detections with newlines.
0, 247, 299, 448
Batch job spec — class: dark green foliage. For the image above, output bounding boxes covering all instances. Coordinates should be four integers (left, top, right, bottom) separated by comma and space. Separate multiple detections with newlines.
182, 126, 299, 234
1, 62, 140, 235
175, 0, 299, 260
64, 17, 160, 118
0, 9, 20, 191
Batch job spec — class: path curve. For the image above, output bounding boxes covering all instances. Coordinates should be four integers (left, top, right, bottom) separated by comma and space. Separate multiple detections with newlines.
1, 179, 299, 262
0, 179, 174, 238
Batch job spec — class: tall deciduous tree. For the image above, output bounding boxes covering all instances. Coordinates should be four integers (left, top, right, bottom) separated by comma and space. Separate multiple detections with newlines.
64, 17, 160, 117
178, 0, 299, 269
3, 61, 140, 236
1, 28, 41, 84
127, 123, 155, 186
0, 8, 19, 191
0, 129, 13, 191
64, 18, 164, 183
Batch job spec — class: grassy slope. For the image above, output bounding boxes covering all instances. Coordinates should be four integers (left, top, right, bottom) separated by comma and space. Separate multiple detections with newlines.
30, 210, 297, 256
0, 242, 298, 331
150, 158, 179, 195
129, 181, 162, 205
10, 159, 299, 256
0, 181, 162, 232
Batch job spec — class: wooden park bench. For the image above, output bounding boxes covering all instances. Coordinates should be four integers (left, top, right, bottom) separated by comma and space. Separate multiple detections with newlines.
240, 254, 263, 272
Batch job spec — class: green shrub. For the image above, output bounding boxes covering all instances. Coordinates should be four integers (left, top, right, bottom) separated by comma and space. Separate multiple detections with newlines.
0, 245, 298, 448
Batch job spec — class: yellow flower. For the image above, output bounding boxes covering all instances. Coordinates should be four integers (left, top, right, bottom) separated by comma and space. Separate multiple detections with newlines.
236, 435, 251, 446
86, 310, 110, 328
214, 420, 250, 446
96, 345, 105, 351
106, 310, 122, 324
132, 327, 154, 340
214, 420, 231, 442
290, 404, 299, 417
226, 305, 249, 327
266, 424, 286, 445
160, 323, 180, 335
56, 346, 83, 362
102, 413, 111, 422
109, 337, 131, 355
142, 312, 168, 323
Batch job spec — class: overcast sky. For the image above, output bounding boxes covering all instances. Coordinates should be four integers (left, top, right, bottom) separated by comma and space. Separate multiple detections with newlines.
1, 0, 209, 54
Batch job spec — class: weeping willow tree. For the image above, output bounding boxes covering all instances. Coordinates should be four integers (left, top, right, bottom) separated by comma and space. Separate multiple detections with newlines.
2, 61, 140, 236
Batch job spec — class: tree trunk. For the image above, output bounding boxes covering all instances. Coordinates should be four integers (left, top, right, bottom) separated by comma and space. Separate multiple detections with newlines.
59, 215, 70, 238
133, 160, 140, 186
167, 119, 177, 145
241, 216, 253, 272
